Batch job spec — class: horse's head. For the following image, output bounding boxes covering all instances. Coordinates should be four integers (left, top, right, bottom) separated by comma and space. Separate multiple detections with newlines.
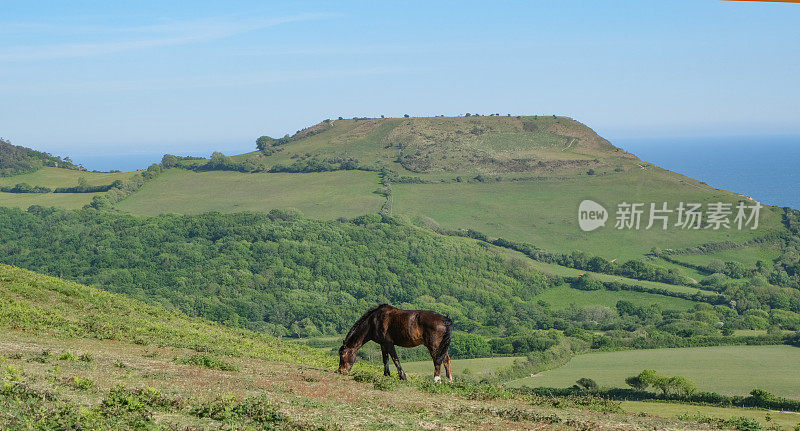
337, 344, 357, 374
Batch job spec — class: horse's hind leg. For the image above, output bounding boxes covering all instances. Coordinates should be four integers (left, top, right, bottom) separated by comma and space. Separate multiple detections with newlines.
387, 345, 407, 380
443, 353, 452, 382
427, 343, 444, 384
381, 345, 391, 376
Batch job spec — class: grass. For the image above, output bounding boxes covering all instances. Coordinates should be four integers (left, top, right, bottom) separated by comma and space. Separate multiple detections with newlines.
402, 356, 527, 378
114, 168, 383, 218
242, 116, 621, 178
507, 345, 800, 399
0, 263, 326, 367
0, 191, 105, 210
675, 246, 784, 269
0, 330, 715, 431
0, 167, 139, 210
2, 117, 787, 269
532, 284, 697, 311
621, 401, 800, 430
0, 167, 138, 189
1, 263, 725, 430
393, 168, 785, 261
524, 257, 717, 296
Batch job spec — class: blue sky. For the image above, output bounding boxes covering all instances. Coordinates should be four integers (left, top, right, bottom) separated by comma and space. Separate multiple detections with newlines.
1, 0, 798, 162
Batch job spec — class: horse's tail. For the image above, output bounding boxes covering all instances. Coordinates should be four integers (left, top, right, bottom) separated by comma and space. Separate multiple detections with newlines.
435, 315, 453, 364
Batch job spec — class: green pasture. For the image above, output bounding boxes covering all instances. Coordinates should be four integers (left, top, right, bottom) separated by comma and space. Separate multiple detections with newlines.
622, 401, 800, 430
0, 167, 139, 210
532, 284, 697, 311
508, 345, 800, 399
114, 168, 383, 218
673, 246, 784, 269
392, 168, 785, 261
524, 257, 716, 296
0, 166, 137, 188
0, 191, 105, 210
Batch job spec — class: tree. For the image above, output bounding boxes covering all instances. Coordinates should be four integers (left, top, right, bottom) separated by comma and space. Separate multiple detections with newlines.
625, 375, 649, 391
161, 154, 179, 168
634, 369, 696, 396
449, 333, 491, 358
256, 136, 275, 151
576, 377, 597, 390
403, 114, 410, 118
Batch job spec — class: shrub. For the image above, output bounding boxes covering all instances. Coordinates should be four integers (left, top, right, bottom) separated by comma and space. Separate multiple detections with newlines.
68, 376, 95, 390
175, 354, 239, 372
57, 352, 77, 361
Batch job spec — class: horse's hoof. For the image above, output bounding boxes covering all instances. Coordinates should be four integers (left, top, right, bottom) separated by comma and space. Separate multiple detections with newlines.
433, 376, 442, 384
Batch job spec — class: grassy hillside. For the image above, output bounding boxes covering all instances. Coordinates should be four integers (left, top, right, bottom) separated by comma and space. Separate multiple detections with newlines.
243, 115, 628, 177
256, 117, 787, 263
2, 116, 789, 270
392, 169, 784, 261
0, 263, 322, 365
1, 264, 730, 430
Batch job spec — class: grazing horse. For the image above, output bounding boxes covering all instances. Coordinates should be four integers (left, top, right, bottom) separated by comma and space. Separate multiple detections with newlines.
337, 304, 453, 383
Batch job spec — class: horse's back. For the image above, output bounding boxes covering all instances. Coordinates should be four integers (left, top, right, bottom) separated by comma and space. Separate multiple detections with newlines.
381, 308, 449, 347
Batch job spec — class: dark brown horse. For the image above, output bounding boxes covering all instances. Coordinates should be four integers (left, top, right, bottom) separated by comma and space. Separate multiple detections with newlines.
337, 304, 453, 383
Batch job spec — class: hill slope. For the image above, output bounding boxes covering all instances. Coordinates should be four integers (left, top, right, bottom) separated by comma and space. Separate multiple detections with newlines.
0, 264, 719, 430
123, 116, 787, 262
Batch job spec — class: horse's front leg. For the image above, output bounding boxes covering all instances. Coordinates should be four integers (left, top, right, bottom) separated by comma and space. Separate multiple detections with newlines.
387, 345, 407, 380
381, 344, 391, 376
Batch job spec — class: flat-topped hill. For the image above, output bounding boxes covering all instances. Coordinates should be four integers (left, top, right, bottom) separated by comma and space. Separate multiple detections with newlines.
239, 115, 638, 178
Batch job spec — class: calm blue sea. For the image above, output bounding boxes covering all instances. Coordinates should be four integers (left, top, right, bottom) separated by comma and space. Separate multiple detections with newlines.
613, 135, 800, 210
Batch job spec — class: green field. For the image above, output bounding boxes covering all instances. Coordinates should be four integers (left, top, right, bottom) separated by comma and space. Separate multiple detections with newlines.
508, 345, 800, 399
392, 169, 784, 261
674, 246, 784, 269
622, 401, 800, 430
0, 167, 140, 209
0, 166, 138, 188
532, 285, 697, 311
0, 190, 107, 209
115, 168, 383, 218
402, 356, 526, 377
524, 257, 716, 296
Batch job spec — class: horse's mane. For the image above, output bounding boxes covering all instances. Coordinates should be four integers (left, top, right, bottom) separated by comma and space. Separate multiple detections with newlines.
343, 304, 389, 346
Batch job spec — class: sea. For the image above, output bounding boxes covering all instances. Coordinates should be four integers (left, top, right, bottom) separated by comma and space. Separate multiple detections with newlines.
69, 135, 800, 211
613, 135, 800, 210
